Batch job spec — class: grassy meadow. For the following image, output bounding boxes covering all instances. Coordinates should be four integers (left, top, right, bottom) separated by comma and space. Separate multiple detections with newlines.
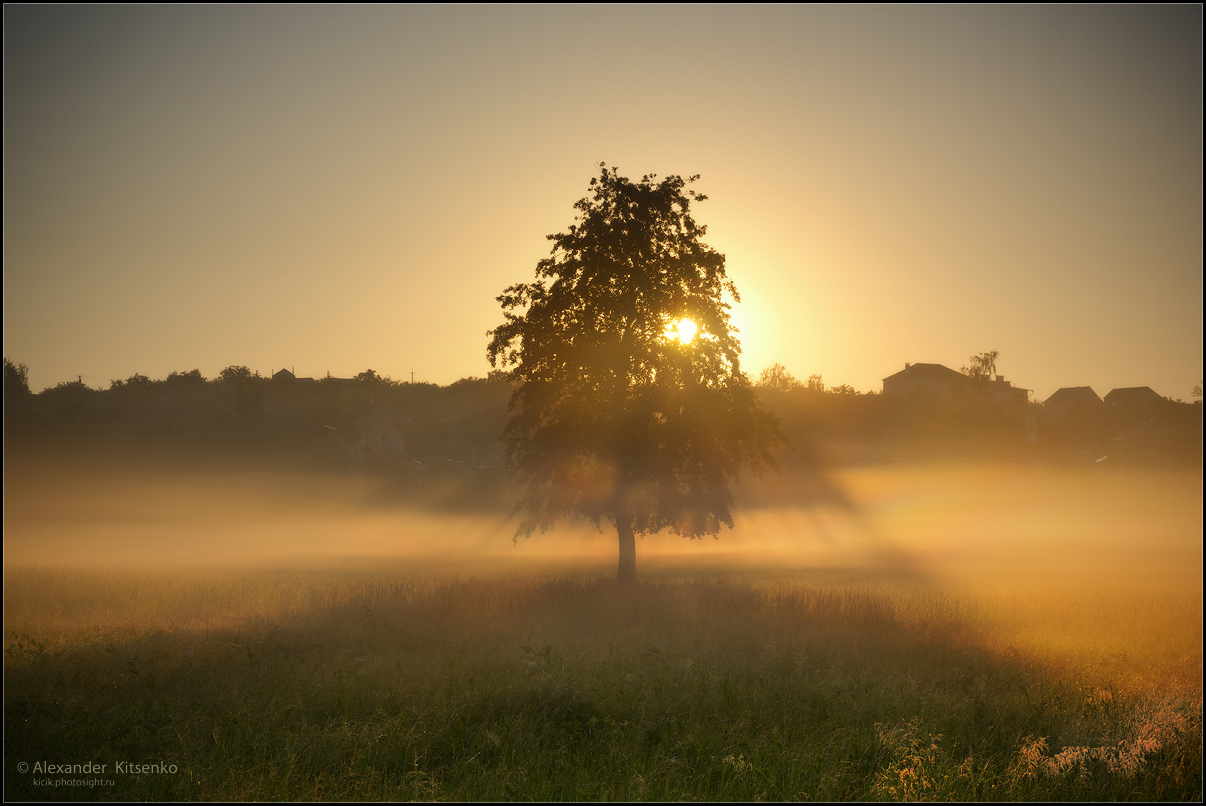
4, 460, 1202, 801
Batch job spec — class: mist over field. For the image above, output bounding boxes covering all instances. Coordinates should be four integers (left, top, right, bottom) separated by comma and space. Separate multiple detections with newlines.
6, 456, 1199, 590
5, 452, 1201, 800
7, 455, 1200, 688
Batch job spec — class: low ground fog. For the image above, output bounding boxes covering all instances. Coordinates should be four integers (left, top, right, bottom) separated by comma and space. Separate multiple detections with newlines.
5, 456, 1200, 595
4, 455, 1201, 799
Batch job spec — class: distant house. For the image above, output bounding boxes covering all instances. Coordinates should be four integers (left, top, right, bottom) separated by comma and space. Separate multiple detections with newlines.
1104, 387, 1165, 408
1043, 386, 1104, 419
271, 367, 316, 385
983, 375, 1030, 406
882, 362, 1029, 405
882, 363, 972, 399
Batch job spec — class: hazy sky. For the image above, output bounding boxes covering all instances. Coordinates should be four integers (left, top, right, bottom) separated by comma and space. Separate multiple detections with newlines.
4, 5, 1201, 400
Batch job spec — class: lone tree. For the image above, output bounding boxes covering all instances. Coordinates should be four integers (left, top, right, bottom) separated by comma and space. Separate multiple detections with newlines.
487, 165, 782, 582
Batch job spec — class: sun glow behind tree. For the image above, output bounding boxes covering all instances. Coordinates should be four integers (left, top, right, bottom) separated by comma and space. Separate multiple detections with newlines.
487, 165, 783, 582
666, 317, 699, 345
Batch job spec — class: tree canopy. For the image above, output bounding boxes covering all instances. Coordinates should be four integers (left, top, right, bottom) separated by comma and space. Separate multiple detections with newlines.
961, 350, 1000, 381
757, 362, 803, 392
487, 165, 782, 581
4, 357, 31, 397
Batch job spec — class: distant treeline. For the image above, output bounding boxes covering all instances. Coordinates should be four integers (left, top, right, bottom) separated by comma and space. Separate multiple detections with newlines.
2, 361, 512, 475
3, 359, 1200, 471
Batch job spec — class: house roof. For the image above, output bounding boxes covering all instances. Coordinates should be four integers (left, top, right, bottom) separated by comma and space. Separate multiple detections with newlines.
272, 367, 316, 383
881, 363, 969, 383
1104, 386, 1164, 406
1044, 386, 1103, 406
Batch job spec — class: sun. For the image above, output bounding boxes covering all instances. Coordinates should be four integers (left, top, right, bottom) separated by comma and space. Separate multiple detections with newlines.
670, 317, 698, 344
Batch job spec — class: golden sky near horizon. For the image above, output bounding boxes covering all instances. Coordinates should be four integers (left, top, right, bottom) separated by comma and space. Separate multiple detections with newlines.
3, 5, 1202, 401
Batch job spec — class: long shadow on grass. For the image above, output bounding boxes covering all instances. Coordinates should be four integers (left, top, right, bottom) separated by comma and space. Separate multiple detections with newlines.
4, 569, 1201, 802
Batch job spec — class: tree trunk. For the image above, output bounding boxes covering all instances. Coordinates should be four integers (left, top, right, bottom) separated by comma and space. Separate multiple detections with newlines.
616, 516, 637, 583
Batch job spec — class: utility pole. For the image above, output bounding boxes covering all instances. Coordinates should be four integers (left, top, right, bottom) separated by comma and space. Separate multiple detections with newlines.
410, 367, 415, 384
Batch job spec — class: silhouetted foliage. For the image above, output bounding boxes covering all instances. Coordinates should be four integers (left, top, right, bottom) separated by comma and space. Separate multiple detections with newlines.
4, 358, 36, 435
354, 369, 393, 385
757, 363, 802, 392
487, 165, 783, 582
218, 365, 259, 385
165, 369, 206, 387
110, 372, 153, 392
216, 365, 264, 436
38, 377, 101, 435
961, 350, 1000, 381
4, 357, 31, 397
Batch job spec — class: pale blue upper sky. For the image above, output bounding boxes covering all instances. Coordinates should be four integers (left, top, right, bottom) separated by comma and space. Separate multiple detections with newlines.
4, 5, 1202, 400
